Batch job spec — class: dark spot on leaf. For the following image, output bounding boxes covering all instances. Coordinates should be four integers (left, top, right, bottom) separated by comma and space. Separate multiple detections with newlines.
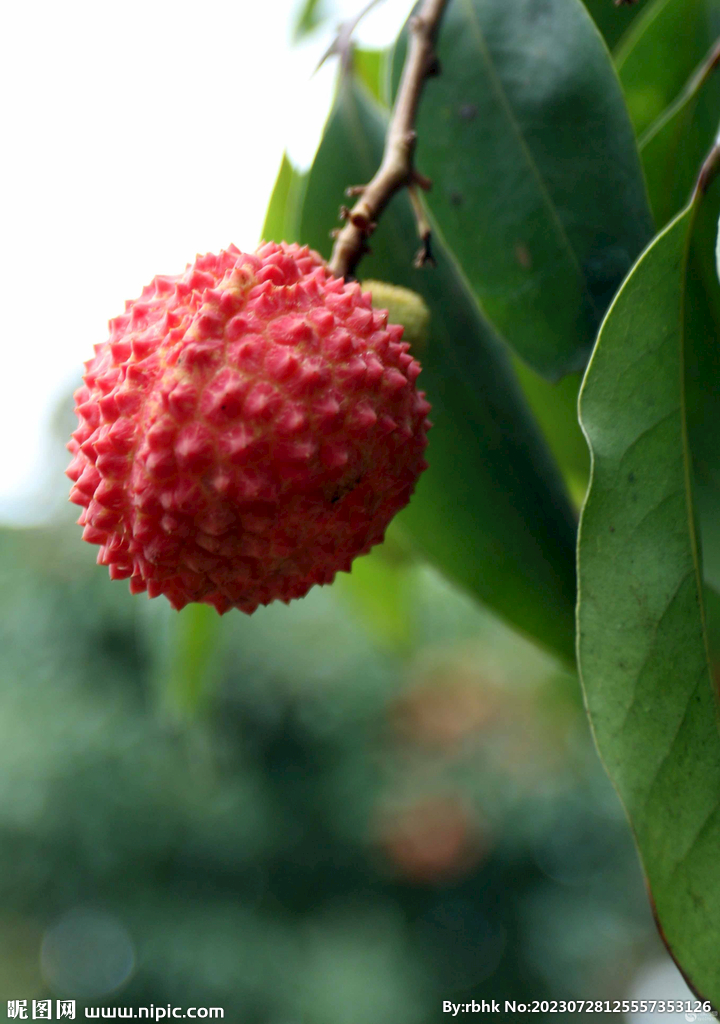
527, 0, 552, 19
458, 104, 477, 121
628, 472, 635, 483
609, 526, 615, 533
449, 191, 463, 207
514, 243, 532, 270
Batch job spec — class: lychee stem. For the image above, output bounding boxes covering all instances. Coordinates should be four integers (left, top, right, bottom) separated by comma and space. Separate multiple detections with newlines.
328, 0, 451, 280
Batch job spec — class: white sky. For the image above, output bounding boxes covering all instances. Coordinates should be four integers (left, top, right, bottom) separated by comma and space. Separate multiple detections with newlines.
0, 0, 413, 524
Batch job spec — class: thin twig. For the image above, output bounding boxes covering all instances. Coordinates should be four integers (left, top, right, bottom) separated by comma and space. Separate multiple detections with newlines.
694, 125, 720, 198
328, 0, 451, 279
316, 0, 385, 74
639, 36, 720, 151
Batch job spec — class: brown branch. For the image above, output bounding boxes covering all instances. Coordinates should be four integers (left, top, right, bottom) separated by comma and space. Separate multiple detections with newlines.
693, 125, 720, 198
328, 0, 451, 279
689, 35, 720, 90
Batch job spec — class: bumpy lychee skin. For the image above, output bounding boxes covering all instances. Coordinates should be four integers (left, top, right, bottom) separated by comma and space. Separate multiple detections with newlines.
66, 242, 431, 614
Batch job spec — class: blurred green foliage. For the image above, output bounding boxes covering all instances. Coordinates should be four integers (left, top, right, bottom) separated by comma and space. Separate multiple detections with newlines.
0, 496, 661, 1017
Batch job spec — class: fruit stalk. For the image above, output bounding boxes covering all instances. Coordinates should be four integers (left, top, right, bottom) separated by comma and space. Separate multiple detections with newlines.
328, 0, 451, 280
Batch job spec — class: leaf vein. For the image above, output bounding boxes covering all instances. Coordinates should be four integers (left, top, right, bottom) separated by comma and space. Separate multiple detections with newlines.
458, 0, 599, 318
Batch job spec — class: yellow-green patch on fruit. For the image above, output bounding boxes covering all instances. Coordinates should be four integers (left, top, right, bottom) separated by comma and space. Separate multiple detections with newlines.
361, 281, 430, 354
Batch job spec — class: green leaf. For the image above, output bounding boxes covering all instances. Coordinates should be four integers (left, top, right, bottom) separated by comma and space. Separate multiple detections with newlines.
353, 49, 387, 107
616, 0, 720, 139
636, 22, 720, 588
292, 0, 328, 41
577, 204, 720, 1001
639, 50, 720, 230
261, 153, 308, 246
685, 208, 720, 591
637, 24, 720, 586
633, 6, 720, 589
300, 78, 578, 664
703, 581, 720, 662
581, 0, 650, 50
391, 0, 654, 380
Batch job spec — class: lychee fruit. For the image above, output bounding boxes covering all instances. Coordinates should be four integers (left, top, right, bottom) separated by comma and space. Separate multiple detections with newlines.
66, 241, 431, 614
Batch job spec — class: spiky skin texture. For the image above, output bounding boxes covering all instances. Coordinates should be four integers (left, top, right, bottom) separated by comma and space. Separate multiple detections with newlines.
66, 242, 431, 614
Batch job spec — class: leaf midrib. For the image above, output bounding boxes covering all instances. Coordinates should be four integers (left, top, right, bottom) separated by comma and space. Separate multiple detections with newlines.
458, 0, 600, 320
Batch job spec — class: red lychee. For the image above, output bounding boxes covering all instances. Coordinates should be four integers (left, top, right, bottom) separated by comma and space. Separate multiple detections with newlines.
66, 242, 431, 614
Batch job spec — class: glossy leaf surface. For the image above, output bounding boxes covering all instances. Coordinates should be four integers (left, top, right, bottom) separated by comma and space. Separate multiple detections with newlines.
300, 78, 578, 663
391, 0, 654, 379
577, 206, 720, 1002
